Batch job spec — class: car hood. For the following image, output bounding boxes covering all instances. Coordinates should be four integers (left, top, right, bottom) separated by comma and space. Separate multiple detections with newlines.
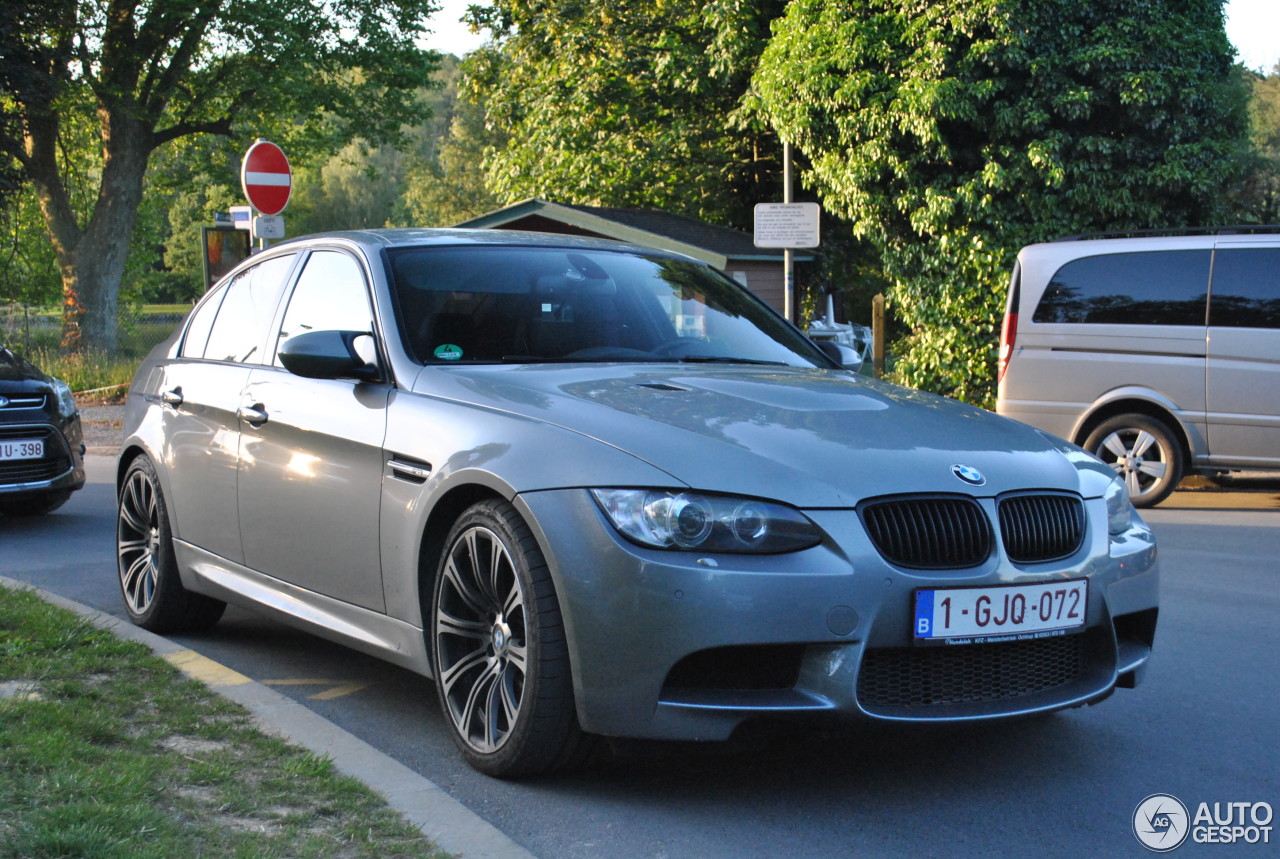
0, 348, 53, 388
0, 348, 59, 403
413, 363, 1103, 507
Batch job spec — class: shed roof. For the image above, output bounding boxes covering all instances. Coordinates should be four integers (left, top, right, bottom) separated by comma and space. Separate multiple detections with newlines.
456, 198, 808, 269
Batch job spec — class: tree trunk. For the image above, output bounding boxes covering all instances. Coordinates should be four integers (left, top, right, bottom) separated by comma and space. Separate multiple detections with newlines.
27, 107, 151, 355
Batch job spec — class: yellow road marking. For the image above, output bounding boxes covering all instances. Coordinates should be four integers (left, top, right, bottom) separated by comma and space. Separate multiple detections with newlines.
261, 679, 372, 700
165, 650, 251, 687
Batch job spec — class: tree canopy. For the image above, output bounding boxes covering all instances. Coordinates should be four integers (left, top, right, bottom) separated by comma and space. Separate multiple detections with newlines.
464, 0, 787, 229
2, 0, 442, 350
754, 0, 1250, 404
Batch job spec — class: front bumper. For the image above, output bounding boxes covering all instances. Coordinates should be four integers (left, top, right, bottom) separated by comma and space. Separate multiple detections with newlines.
0, 420, 86, 497
517, 489, 1159, 740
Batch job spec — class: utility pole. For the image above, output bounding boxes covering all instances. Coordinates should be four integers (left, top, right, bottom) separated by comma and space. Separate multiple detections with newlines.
783, 141, 794, 321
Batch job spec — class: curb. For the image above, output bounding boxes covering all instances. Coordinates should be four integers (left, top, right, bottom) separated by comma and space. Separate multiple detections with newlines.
0, 575, 535, 859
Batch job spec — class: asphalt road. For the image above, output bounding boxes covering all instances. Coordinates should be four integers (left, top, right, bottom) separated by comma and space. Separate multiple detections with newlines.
3, 456, 1277, 857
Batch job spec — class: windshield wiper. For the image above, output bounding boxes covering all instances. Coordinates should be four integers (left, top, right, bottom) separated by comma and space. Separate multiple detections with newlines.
674, 356, 788, 366
498, 355, 659, 364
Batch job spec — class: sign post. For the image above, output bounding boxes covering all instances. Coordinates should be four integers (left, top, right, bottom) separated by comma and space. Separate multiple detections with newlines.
753, 197, 820, 322
240, 139, 291, 247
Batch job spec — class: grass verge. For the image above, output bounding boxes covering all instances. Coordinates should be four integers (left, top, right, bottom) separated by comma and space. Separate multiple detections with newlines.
0, 584, 451, 858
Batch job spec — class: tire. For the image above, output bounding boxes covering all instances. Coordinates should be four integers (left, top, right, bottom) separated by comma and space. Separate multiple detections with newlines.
0, 490, 71, 516
117, 456, 225, 633
1083, 414, 1183, 508
431, 499, 588, 778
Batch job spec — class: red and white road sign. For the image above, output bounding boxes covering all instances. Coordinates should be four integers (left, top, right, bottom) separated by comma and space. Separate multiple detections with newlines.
240, 140, 292, 215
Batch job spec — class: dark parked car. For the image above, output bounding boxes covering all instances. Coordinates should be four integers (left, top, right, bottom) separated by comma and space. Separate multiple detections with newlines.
0, 346, 85, 516
118, 229, 1160, 778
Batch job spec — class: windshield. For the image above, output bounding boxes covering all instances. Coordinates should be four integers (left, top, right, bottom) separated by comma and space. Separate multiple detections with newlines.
388, 245, 829, 367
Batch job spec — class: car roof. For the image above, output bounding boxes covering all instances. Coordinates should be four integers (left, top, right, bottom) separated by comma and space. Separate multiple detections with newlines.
270, 227, 697, 262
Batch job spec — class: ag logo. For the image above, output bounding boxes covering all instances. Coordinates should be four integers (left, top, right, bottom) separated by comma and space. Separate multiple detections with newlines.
951, 464, 985, 486
0, 396, 8, 407
1134, 793, 1190, 851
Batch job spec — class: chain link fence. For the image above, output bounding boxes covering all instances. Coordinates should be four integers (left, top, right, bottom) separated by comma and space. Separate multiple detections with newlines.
2, 302, 188, 393
1, 302, 186, 359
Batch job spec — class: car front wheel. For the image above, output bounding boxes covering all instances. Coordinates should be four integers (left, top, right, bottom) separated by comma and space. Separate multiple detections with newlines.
117, 456, 225, 632
431, 499, 588, 778
1083, 414, 1183, 508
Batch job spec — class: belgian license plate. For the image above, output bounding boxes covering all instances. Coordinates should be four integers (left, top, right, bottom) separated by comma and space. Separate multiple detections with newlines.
0, 439, 43, 461
914, 580, 1088, 643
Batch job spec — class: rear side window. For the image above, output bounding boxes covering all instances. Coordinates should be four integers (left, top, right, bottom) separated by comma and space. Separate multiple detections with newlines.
1209, 247, 1280, 329
180, 282, 228, 358
1032, 250, 1210, 325
202, 254, 297, 363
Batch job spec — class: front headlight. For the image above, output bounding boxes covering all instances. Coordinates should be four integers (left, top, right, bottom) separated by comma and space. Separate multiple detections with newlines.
53, 378, 77, 417
1104, 476, 1135, 536
590, 489, 823, 554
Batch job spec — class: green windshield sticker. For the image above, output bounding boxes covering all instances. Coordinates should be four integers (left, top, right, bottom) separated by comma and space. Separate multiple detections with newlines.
433, 344, 463, 361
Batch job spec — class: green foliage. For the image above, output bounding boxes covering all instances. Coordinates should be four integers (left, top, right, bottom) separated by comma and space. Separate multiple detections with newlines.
466, 0, 788, 229
3, 0, 444, 351
21, 349, 141, 393
0, 186, 61, 305
391, 61, 505, 227
1234, 66, 1280, 221
754, 0, 1251, 405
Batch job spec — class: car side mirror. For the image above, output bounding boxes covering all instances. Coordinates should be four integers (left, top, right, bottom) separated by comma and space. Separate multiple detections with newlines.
815, 339, 864, 373
279, 330, 380, 381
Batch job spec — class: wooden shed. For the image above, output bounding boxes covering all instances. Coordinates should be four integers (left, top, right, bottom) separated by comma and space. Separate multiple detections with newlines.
456, 198, 808, 316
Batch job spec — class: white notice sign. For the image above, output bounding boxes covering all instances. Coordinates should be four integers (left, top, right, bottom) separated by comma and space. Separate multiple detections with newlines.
753, 202, 820, 248
252, 215, 286, 240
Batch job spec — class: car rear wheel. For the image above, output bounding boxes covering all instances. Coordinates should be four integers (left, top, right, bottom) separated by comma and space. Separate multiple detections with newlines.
431, 499, 588, 778
117, 456, 225, 632
1083, 414, 1183, 508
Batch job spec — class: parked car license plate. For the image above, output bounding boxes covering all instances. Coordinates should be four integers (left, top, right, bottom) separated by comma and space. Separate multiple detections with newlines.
914, 580, 1087, 643
0, 439, 43, 461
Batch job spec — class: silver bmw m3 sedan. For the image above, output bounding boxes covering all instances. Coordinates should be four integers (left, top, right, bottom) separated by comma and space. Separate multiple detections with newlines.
117, 229, 1159, 777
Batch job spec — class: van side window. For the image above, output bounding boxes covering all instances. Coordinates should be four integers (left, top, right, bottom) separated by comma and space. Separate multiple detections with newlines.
1032, 250, 1210, 325
1209, 248, 1280, 329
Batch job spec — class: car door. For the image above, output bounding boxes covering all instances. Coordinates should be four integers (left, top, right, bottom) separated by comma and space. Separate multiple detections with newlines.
236, 248, 390, 611
156, 253, 296, 562
1206, 244, 1280, 467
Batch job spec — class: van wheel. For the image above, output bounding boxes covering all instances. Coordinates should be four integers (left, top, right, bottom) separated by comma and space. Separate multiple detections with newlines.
1083, 415, 1183, 508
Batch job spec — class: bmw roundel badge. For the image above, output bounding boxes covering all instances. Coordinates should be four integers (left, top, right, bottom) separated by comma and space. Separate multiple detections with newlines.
951, 464, 986, 486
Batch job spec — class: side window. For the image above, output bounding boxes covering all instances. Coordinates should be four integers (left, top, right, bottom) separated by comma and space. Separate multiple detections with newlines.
180, 282, 228, 358
1209, 248, 1280, 329
201, 254, 297, 363
274, 251, 373, 366
1032, 250, 1210, 325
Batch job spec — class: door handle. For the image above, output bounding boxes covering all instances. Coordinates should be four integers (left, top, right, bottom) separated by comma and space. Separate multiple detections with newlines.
161, 387, 183, 406
237, 405, 268, 425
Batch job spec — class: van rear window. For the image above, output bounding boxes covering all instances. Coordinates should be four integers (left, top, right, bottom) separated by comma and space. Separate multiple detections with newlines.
1032, 250, 1210, 325
1209, 248, 1280, 329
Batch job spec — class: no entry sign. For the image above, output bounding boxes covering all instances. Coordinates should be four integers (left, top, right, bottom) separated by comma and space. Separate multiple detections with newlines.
240, 139, 292, 215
